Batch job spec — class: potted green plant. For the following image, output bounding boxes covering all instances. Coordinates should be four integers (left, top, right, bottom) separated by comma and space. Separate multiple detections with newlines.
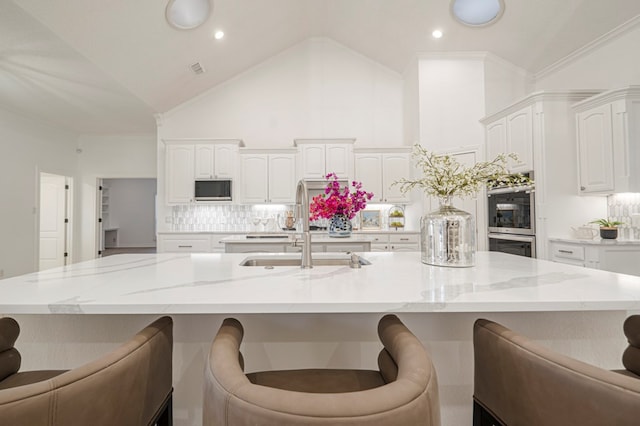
590, 219, 624, 239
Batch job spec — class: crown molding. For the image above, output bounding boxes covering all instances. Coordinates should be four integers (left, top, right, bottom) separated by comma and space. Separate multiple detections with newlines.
534, 15, 640, 81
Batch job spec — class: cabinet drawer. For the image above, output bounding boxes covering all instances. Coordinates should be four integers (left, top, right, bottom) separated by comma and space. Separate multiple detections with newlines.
551, 244, 585, 261
162, 238, 211, 253
389, 234, 419, 244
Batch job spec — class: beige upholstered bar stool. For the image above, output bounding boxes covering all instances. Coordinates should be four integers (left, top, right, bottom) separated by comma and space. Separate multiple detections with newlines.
204, 314, 440, 425
473, 317, 640, 426
0, 316, 173, 426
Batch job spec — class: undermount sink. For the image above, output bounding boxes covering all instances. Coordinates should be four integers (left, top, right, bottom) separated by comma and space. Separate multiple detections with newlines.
239, 254, 371, 267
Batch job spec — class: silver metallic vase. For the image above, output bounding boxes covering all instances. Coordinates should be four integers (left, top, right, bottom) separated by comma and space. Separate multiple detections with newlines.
421, 197, 475, 267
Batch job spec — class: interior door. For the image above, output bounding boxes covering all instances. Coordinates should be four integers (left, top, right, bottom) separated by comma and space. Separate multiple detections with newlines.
39, 173, 67, 270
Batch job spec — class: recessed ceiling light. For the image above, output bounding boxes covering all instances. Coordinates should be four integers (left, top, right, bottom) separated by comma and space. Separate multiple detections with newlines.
432, 29, 443, 39
214, 30, 224, 40
451, 0, 504, 27
165, 0, 212, 30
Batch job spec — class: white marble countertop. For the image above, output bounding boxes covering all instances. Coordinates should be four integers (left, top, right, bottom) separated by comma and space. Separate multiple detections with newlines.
220, 234, 374, 244
2, 252, 640, 315
549, 237, 640, 246
157, 230, 420, 235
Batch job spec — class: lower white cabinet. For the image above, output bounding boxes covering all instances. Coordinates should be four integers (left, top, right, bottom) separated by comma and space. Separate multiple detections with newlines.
157, 233, 211, 253
549, 240, 640, 276
365, 233, 420, 252
158, 233, 241, 253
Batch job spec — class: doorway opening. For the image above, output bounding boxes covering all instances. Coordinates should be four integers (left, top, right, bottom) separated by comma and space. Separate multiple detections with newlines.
39, 172, 73, 271
96, 178, 157, 257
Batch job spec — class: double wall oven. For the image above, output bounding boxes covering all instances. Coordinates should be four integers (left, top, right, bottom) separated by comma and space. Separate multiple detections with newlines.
487, 173, 536, 258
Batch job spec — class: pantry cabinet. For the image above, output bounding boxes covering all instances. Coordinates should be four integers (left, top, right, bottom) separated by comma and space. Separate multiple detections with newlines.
573, 86, 640, 194
239, 150, 296, 203
354, 149, 411, 203
164, 139, 243, 204
295, 139, 354, 180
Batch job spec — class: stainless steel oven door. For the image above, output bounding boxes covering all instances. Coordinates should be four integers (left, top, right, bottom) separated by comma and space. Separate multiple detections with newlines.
487, 186, 535, 236
488, 233, 536, 258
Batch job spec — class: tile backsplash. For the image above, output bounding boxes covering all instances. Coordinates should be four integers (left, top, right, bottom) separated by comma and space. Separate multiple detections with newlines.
607, 193, 640, 240
171, 204, 292, 232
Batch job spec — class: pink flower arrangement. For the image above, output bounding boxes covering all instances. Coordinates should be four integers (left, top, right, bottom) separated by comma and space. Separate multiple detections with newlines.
309, 173, 374, 220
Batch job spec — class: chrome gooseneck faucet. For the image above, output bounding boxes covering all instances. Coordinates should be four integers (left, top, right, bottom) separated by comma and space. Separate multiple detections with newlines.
295, 179, 312, 268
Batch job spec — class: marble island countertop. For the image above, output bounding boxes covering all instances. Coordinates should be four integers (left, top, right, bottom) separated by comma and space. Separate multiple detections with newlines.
2, 252, 640, 315
549, 237, 640, 245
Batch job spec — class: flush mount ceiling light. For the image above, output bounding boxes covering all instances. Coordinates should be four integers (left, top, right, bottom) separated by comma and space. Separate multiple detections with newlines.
450, 0, 504, 27
166, 0, 212, 30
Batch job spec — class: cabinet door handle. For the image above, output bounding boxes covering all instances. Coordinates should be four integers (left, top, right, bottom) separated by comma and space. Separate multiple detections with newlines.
178, 245, 193, 248
580, 186, 585, 191
400, 238, 409, 241
558, 249, 573, 254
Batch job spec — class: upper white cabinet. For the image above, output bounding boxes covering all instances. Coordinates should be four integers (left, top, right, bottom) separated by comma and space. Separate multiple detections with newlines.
164, 139, 242, 204
484, 105, 533, 172
481, 90, 602, 259
573, 86, 640, 194
354, 149, 411, 203
166, 144, 195, 204
239, 150, 297, 204
295, 139, 354, 180
194, 143, 237, 179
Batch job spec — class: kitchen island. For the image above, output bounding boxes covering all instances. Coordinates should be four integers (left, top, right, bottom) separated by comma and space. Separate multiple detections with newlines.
2, 251, 640, 425
220, 233, 372, 253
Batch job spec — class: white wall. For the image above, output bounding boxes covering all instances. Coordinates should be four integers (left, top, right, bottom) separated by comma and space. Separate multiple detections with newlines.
159, 38, 404, 148
76, 134, 156, 260
417, 55, 487, 153
484, 54, 532, 117
535, 25, 640, 90
402, 60, 420, 146
104, 178, 157, 248
0, 107, 78, 278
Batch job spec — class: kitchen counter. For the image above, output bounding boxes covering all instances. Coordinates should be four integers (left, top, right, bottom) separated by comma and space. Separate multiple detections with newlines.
220, 234, 375, 243
3, 252, 639, 426
2, 251, 640, 314
220, 233, 373, 253
549, 237, 640, 245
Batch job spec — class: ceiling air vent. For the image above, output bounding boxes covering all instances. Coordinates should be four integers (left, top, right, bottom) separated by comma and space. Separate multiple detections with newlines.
190, 62, 205, 75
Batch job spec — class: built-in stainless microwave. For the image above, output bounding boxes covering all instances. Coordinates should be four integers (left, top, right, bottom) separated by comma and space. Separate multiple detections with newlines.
194, 179, 232, 201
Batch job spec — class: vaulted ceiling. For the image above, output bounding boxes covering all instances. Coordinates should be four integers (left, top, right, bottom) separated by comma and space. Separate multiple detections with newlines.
3, 0, 640, 134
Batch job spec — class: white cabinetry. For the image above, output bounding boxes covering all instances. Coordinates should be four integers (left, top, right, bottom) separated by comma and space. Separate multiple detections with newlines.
549, 240, 640, 276
574, 86, 640, 194
194, 144, 236, 179
164, 139, 242, 204
354, 149, 411, 203
295, 139, 354, 180
166, 144, 195, 204
157, 233, 211, 253
239, 150, 296, 203
481, 91, 602, 260
365, 232, 419, 252
484, 105, 533, 172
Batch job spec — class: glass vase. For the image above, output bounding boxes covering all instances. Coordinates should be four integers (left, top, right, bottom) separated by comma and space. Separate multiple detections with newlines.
421, 196, 475, 267
328, 214, 352, 238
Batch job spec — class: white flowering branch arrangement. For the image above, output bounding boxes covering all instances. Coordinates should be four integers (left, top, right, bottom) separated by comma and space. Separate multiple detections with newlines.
394, 144, 533, 198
